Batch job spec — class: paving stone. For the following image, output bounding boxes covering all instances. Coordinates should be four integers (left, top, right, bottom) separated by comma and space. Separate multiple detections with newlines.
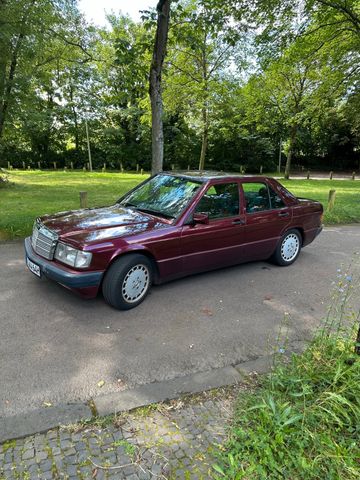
35, 450, 48, 462
66, 464, 77, 476
41, 470, 53, 479
60, 439, 72, 449
22, 448, 35, 460
39, 459, 52, 471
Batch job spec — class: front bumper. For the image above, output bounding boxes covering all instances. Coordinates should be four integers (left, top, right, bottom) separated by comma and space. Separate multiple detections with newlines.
24, 237, 103, 289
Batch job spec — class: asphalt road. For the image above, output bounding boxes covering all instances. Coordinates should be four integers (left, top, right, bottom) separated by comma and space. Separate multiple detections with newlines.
1, 226, 360, 417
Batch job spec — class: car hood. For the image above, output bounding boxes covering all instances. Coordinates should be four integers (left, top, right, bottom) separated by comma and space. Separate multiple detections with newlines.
39, 205, 170, 245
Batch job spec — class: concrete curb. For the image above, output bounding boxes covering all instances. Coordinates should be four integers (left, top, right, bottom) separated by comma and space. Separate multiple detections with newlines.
0, 358, 273, 444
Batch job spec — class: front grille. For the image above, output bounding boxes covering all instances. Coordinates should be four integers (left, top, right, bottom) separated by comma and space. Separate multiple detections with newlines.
31, 222, 58, 260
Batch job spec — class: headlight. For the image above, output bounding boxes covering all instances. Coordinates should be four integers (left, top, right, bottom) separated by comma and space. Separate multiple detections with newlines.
55, 242, 92, 268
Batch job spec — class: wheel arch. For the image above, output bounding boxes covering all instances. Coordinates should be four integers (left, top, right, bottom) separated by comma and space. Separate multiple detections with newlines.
101, 248, 160, 289
289, 226, 304, 246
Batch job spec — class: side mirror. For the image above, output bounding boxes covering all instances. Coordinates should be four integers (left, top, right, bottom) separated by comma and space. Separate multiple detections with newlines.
193, 212, 209, 224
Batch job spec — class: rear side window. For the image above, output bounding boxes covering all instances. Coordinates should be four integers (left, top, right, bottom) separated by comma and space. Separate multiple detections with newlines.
242, 183, 285, 213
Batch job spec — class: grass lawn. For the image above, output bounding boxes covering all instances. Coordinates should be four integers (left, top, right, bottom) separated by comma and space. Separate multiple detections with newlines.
0, 170, 145, 239
0, 170, 359, 239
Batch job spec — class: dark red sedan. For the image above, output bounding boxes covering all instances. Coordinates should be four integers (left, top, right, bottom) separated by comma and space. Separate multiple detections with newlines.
25, 172, 323, 309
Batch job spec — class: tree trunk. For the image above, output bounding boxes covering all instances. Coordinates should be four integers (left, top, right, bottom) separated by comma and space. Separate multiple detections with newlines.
149, 0, 171, 176
284, 123, 297, 180
198, 28, 209, 171
199, 106, 208, 171
0, 31, 24, 139
69, 85, 79, 151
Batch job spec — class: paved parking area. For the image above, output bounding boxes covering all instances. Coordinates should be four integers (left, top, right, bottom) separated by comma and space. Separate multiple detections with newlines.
0, 226, 359, 418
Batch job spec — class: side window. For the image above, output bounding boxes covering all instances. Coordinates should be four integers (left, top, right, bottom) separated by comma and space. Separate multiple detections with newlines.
195, 183, 239, 219
269, 186, 286, 209
242, 182, 271, 213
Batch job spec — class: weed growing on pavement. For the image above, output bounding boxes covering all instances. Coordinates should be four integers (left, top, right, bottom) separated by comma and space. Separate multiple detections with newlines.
1, 440, 16, 453
214, 264, 360, 480
111, 439, 136, 457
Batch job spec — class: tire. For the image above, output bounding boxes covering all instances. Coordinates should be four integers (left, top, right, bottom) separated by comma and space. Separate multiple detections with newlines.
272, 229, 302, 266
102, 254, 153, 310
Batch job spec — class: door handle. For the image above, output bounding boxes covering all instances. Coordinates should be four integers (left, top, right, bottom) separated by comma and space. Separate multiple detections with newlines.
278, 212, 289, 217
232, 219, 245, 225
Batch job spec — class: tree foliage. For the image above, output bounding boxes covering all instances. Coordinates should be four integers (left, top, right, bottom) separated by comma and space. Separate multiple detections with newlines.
0, 0, 358, 174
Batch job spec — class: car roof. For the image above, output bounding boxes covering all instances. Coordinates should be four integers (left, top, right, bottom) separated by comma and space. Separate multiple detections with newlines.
160, 171, 272, 183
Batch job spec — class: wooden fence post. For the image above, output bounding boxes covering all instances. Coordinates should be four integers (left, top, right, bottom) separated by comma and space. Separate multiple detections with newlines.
328, 189, 336, 210
355, 325, 360, 355
329, 171, 333, 180
307, 170, 310, 180
80, 191, 88, 208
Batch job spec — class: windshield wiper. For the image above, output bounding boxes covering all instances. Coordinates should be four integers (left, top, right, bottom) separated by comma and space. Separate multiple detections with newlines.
135, 207, 174, 220
120, 202, 137, 208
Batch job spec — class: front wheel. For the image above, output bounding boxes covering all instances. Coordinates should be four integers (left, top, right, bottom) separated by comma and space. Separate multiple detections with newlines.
272, 229, 302, 266
102, 254, 153, 310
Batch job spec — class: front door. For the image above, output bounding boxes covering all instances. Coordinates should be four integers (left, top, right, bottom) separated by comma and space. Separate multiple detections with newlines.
180, 181, 246, 273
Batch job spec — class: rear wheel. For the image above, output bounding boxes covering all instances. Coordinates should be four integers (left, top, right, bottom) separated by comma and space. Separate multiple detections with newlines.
272, 229, 301, 266
102, 254, 153, 310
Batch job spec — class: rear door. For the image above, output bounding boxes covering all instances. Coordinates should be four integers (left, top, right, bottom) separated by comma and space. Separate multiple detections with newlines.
241, 180, 292, 260
180, 181, 246, 273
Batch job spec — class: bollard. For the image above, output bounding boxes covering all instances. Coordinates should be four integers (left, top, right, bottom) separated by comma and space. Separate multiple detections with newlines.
188, 165, 190, 171
307, 170, 310, 180
141, 168, 143, 175
38, 161, 41, 170
330, 171, 333, 180
120, 162, 124, 173
328, 189, 336, 210
7, 161, 10, 170
80, 191, 88, 209
53, 162, 57, 170
83, 166, 86, 171
136, 164, 139, 173
352, 171, 356, 180
64, 166, 67, 172
27, 166, 30, 170
70, 161, 74, 170
260, 165, 263, 174
103, 163, 106, 172
171, 164, 175, 171
22, 161, 25, 170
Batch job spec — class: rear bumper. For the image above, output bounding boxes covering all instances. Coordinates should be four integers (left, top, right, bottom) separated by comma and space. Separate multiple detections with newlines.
24, 237, 103, 289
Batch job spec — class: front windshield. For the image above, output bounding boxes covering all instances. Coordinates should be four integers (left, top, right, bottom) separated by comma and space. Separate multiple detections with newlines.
119, 174, 202, 219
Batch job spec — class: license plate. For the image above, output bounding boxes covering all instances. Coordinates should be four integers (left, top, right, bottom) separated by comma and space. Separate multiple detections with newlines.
27, 257, 41, 278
